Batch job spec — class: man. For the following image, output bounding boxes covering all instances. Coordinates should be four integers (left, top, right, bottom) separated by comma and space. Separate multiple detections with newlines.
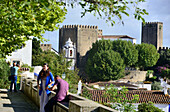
10, 62, 20, 92
44, 75, 69, 112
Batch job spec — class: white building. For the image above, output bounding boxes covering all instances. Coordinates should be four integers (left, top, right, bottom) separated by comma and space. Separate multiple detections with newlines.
63, 38, 76, 70
98, 35, 136, 44
6, 40, 32, 66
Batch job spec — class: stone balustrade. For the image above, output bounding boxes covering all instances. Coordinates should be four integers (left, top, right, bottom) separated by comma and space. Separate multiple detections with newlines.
21, 77, 118, 112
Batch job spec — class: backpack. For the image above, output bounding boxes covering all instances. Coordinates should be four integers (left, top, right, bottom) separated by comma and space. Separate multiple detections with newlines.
10, 67, 16, 75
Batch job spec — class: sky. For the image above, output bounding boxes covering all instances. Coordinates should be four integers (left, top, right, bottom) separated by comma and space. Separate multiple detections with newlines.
42, 0, 170, 51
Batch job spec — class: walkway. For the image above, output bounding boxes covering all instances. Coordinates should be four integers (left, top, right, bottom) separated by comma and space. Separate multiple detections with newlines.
0, 89, 39, 112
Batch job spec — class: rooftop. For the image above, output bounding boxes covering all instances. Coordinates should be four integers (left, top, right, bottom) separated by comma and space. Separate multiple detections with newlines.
98, 35, 136, 39
84, 89, 170, 104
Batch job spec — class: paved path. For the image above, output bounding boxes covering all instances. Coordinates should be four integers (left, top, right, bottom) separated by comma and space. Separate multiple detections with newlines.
0, 89, 39, 112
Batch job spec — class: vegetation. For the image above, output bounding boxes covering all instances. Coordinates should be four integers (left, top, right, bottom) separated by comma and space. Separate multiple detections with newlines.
138, 102, 163, 112
85, 40, 161, 82
103, 84, 139, 112
21, 64, 34, 72
112, 40, 138, 66
161, 68, 170, 79
0, 0, 66, 58
145, 70, 157, 82
81, 86, 92, 99
86, 50, 125, 82
156, 65, 170, 79
32, 50, 80, 93
0, 0, 148, 58
32, 38, 42, 66
151, 81, 163, 90
156, 49, 170, 66
0, 59, 10, 89
136, 43, 160, 70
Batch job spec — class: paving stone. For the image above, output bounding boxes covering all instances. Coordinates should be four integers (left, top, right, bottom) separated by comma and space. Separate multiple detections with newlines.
0, 89, 38, 112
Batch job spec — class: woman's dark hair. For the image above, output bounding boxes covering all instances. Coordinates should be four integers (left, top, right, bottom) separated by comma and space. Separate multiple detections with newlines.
39, 63, 50, 78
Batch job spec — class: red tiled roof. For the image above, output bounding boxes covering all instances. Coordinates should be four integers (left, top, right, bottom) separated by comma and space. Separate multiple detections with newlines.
98, 35, 135, 39
83, 89, 170, 104
88, 81, 138, 88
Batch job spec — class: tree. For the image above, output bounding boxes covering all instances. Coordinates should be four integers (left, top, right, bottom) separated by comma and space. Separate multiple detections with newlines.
151, 81, 163, 90
136, 43, 160, 69
156, 49, 170, 66
86, 50, 125, 82
161, 69, 170, 79
87, 39, 113, 58
0, 59, 10, 89
0, 0, 148, 58
32, 38, 42, 66
0, 0, 66, 57
103, 84, 139, 112
32, 38, 42, 56
138, 102, 163, 112
112, 40, 138, 66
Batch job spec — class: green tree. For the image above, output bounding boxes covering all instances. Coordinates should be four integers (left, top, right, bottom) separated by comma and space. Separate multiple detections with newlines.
112, 40, 138, 66
151, 81, 163, 90
0, 0, 148, 58
138, 102, 163, 112
87, 39, 113, 58
103, 84, 139, 112
157, 49, 170, 66
136, 43, 160, 69
0, 59, 10, 88
32, 38, 42, 66
86, 50, 125, 82
0, 0, 66, 57
161, 69, 170, 79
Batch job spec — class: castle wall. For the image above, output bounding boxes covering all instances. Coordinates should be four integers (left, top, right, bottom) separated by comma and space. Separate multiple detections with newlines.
40, 44, 52, 51
77, 27, 98, 56
59, 25, 98, 68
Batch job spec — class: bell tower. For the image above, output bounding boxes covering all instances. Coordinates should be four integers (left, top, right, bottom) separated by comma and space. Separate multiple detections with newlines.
63, 38, 76, 70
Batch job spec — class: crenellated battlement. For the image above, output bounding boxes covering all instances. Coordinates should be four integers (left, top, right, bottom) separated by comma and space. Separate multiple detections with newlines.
159, 47, 170, 50
62, 25, 98, 29
98, 29, 103, 36
143, 22, 163, 24
40, 44, 51, 47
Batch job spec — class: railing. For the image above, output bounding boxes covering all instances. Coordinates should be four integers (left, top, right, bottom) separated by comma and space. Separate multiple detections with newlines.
21, 77, 118, 112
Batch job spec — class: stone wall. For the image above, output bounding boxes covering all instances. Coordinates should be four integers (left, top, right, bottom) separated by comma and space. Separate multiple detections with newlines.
118, 70, 147, 82
40, 44, 52, 51
141, 22, 163, 50
21, 77, 117, 112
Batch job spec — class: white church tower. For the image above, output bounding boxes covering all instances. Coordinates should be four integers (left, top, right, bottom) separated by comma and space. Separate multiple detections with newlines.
63, 38, 76, 70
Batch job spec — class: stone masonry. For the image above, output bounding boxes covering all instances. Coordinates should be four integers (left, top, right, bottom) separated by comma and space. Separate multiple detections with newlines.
59, 25, 101, 67
142, 22, 163, 50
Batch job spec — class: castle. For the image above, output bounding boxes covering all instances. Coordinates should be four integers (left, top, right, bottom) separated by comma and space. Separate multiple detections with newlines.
59, 25, 136, 68
142, 22, 163, 50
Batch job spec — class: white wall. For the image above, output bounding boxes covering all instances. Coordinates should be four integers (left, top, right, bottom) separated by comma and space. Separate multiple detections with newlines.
98, 38, 136, 44
6, 40, 32, 66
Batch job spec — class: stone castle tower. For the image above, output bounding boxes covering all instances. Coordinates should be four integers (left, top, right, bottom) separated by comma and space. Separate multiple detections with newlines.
59, 25, 101, 67
142, 22, 163, 50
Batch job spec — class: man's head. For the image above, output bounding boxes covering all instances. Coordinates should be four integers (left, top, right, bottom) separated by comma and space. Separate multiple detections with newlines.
13, 62, 16, 67
54, 75, 61, 81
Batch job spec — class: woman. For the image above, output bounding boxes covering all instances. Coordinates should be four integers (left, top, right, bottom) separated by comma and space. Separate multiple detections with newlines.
37, 63, 54, 112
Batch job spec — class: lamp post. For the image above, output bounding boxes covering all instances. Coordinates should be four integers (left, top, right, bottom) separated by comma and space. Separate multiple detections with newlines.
62, 72, 66, 79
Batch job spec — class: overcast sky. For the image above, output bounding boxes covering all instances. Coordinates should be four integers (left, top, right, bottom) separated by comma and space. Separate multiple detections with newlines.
43, 0, 170, 51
